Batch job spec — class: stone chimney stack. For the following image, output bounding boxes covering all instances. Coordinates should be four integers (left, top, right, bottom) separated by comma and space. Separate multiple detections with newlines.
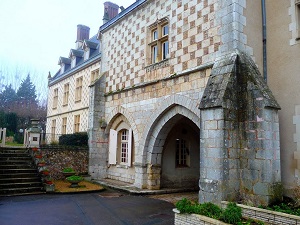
76, 24, 90, 49
102, 2, 119, 24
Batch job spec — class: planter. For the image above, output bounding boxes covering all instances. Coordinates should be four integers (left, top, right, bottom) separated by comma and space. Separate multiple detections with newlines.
66, 175, 83, 188
32, 147, 39, 152
44, 184, 55, 192
35, 155, 42, 159
173, 209, 230, 225
37, 163, 46, 167
67, 179, 82, 188
41, 171, 50, 176
62, 172, 76, 178
221, 201, 300, 225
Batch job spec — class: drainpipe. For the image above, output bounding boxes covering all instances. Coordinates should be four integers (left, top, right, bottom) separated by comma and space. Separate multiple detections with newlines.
261, 0, 267, 82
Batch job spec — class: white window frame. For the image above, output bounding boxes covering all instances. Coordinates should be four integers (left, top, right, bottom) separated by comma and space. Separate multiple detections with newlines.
109, 126, 132, 167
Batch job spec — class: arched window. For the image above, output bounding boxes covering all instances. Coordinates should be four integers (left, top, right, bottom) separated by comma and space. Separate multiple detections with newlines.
109, 122, 132, 167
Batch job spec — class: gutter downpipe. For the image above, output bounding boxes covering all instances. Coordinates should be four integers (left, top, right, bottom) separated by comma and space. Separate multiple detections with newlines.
262, 0, 267, 82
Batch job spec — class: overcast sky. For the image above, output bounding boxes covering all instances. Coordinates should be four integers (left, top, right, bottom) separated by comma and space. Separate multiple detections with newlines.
0, 0, 134, 98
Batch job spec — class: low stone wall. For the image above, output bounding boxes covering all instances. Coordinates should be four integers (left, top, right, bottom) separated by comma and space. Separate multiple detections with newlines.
173, 209, 229, 225
41, 147, 88, 180
221, 201, 300, 225
174, 203, 300, 225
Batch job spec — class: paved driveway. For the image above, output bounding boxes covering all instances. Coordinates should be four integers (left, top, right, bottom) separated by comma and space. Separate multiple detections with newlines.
0, 191, 174, 225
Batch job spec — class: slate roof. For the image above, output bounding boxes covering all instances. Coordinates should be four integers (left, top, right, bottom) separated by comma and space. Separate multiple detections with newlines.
49, 34, 100, 86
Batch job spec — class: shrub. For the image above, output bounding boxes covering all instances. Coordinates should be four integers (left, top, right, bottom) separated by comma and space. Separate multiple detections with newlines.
62, 168, 75, 173
59, 132, 88, 146
221, 202, 242, 225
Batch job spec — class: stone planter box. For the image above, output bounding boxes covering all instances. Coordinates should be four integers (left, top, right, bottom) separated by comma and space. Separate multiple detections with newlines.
173, 202, 300, 225
173, 209, 230, 225
221, 201, 300, 225
44, 184, 55, 192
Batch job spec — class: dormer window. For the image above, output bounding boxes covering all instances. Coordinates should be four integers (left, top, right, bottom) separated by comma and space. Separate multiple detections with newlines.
84, 49, 90, 60
71, 56, 76, 68
58, 57, 71, 74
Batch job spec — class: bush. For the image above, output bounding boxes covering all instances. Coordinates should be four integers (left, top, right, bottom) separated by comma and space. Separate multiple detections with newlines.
59, 132, 88, 146
221, 202, 242, 225
176, 199, 243, 224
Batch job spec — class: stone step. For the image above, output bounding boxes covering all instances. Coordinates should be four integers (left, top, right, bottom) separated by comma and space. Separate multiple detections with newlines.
0, 182, 43, 189
0, 153, 31, 157
0, 168, 37, 174
0, 177, 41, 184
0, 164, 34, 169
0, 160, 33, 165
0, 187, 44, 196
0, 156, 33, 161
0, 172, 40, 179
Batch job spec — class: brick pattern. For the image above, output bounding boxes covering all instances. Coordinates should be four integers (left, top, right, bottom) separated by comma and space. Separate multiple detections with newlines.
101, 0, 220, 93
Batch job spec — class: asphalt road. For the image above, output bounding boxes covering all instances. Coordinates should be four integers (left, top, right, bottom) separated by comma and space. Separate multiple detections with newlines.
0, 191, 174, 225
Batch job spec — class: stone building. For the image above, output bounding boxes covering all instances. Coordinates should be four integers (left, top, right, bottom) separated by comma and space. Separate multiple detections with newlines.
87, 0, 288, 206
46, 25, 101, 142
47, 0, 300, 206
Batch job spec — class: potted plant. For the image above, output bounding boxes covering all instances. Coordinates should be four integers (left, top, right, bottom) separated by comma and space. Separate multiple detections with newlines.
32, 147, 39, 152
35, 154, 42, 159
41, 169, 50, 176
66, 175, 83, 188
37, 160, 46, 167
62, 167, 76, 178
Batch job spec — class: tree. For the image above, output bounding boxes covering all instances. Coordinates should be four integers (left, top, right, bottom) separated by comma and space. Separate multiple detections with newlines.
0, 84, 17, 112
17, 74, 38, 112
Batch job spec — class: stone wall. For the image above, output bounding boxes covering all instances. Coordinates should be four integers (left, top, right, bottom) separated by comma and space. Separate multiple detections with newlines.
41, 147, 88, 180
199, 51, 281, 206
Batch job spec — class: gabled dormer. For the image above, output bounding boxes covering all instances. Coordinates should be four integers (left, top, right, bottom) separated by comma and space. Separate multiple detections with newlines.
82, 39, 99, 60
69, 49, 84, 68
58, 57, 71, 74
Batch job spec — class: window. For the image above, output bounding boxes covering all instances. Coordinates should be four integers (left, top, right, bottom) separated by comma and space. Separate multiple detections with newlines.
63, 83, 69, 106
91, 69, 99, 84
109, 127, 132, 167
176, 139, 190, 167
62, 117, 67, 134
74, 115, 80, 133
148, 19, 169, 64
52, 88, 58, 109
120, 130, 129, 164
51, 120, 56, 141
75, 77, 83, 102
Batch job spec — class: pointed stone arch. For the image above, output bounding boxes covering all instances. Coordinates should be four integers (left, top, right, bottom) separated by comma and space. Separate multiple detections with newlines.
105, 105, 139, 153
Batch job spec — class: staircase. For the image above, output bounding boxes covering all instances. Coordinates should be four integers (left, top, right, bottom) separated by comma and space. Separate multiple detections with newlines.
0, 147, 44, 196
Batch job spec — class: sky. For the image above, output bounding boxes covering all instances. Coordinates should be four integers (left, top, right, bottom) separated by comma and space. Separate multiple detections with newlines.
0, 0, 134, 100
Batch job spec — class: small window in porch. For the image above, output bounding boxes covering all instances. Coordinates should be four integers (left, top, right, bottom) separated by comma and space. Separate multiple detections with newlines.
176, 139, 190, 167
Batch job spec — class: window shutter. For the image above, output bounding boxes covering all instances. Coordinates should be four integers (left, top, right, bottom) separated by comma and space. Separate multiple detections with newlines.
127, 129, 132, 167
108, 129, 117, 164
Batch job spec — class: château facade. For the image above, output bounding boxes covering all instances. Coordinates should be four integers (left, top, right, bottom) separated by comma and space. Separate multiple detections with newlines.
47, 0, 300, 206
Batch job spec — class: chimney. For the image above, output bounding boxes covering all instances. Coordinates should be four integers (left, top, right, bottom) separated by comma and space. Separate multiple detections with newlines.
102, 2, 119, 24
76, 25, 90, 49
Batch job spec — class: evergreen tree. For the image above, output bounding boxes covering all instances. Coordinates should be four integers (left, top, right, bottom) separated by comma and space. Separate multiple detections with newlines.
16, 74, 39, 118
0, 84, 17, 112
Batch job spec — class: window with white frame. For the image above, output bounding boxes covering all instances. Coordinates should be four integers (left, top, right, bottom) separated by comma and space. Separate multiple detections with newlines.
75, 77, 83, 102
62, 117, 67, 134
109, 125, 132, 167
63, 83, 69, 106
52, 88, 58, 109
176, 139, 190, 167
148, 18, 169, 64
74, 115, 80, 133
